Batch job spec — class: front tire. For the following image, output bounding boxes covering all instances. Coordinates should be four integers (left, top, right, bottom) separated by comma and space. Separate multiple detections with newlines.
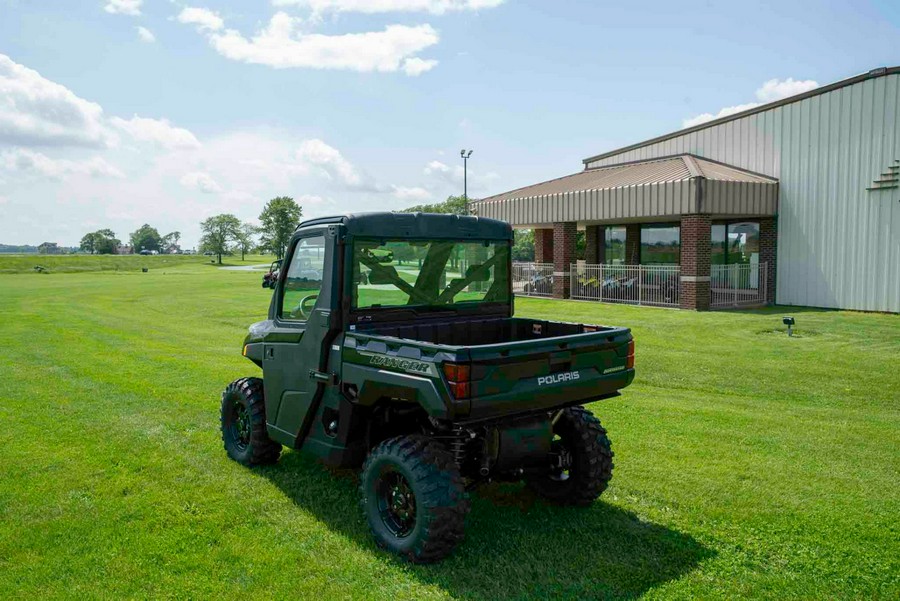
360, 435, 469, 563
526, 406, 613, 506
220, 377, 281, 466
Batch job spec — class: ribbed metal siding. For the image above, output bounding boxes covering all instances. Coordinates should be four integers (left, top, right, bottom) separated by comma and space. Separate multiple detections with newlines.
586, 74, 900, 312
472, 180, 699, 225
472, 177, 777, 225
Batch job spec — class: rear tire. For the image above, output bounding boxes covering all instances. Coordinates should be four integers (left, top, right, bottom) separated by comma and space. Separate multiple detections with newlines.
360, 435, 469, 563
526, 406, 613, 506
220, 377, 281, 466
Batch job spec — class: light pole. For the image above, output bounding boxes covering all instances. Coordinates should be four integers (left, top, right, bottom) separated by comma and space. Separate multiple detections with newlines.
460, 149, 473, 201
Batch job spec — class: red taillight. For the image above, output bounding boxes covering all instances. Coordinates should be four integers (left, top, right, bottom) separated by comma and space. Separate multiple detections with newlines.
443, 362, 471, 399
626, 339, 635, 369
451, 381, 470, 399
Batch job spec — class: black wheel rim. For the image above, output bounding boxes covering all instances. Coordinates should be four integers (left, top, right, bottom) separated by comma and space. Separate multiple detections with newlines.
231, 397, 251, 451
375, 468, 417, 538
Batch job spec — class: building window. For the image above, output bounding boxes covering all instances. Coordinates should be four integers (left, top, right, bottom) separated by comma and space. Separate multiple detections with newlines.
712, 221, 760, 265
604, 226, 626, 264
640, 225, 680, 264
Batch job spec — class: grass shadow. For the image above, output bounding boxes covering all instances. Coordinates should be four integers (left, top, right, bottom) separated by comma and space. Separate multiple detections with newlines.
712, 304, 841, 316
259, 450, 713, 600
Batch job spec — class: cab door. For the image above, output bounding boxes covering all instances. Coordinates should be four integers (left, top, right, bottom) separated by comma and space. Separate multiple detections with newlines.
263, 229, 338, 448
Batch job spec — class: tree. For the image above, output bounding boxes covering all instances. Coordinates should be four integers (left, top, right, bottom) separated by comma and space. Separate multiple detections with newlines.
258, 197, 302, 259
401, 195, 469, 215
199, 214, 242, 264
512, 229, 535, 261
38, 242, 59, 254
84, 229, 120, 254
80, 232, 98, 255
130, 224, 162, 253
236, 223, 257, 261
162, 231, 181, 254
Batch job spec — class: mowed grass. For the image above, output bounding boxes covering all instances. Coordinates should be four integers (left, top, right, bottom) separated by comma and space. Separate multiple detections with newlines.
0, 253, 273, 274
0, 263, 897, 599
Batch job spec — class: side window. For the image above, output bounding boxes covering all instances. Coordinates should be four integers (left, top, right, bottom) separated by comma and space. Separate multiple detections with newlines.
279, 235, 326, 321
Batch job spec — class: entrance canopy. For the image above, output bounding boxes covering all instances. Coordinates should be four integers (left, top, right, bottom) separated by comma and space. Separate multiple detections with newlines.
469, 154, 778, 227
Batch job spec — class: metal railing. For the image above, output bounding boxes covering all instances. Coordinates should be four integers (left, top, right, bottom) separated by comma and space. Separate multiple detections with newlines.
711, 262, 768, 308
512, 262, 554, 297
571, 263, 681, 307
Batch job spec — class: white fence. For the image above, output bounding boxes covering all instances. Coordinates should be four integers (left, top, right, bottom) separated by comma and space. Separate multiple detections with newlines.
512, 261, 769, 309
570, 264, 681, 307
512, 262, 554, 297
710, 263, 768, 308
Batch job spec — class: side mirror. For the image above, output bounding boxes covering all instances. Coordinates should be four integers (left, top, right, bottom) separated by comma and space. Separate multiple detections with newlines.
371, 250, 394, 263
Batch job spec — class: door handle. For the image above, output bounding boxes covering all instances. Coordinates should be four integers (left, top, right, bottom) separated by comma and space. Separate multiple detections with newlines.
309, 370, 337, 385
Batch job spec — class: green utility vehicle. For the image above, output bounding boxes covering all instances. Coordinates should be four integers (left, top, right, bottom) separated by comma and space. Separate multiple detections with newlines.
221, 212, 635, 562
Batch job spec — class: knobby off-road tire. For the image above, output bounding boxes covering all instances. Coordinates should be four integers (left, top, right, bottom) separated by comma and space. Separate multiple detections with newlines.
360, 435, 470, 563
220, 377, 281, 466
526, 406, 613, 506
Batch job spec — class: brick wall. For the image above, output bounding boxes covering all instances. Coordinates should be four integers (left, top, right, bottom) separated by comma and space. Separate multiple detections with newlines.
625, 224, 641, 265
585, 225, 605, 264
534, 228, 554, 263
552, 221, 576, 298
680, 214, 711, 310
759, 217, 777, 304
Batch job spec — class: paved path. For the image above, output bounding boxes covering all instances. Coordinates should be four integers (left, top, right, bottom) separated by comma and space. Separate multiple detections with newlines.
218, 263, 269, 271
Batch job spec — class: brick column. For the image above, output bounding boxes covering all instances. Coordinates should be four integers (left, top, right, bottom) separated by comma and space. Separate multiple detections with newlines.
534, 228, 554, 263
624, 224, 641, 265
680, 215, 712, 310
585, 225, 605, 265
759, 217, 777, 304
552, 222, 576, 298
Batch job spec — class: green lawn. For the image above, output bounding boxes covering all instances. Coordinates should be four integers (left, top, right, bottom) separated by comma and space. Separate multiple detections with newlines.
0, 264, 897, 599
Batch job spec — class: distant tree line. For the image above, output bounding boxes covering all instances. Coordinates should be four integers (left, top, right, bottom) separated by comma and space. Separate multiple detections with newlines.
0, 243, 74, 254
66, 194, 539, 263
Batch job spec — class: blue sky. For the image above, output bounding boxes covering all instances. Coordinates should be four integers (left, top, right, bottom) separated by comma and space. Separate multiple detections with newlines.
1, 0, 897, 247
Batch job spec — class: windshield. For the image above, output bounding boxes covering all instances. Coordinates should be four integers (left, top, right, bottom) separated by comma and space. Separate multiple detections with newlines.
352, 238, 510, 311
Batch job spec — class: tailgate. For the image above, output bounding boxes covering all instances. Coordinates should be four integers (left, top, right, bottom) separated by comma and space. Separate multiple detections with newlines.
464, 326, 634, 420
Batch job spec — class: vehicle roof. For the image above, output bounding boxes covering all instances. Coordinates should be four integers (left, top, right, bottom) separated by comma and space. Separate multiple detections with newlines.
295, 212, 513, 240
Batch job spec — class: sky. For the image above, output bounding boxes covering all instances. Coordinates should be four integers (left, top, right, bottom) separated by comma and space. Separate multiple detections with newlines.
0, 0, 897, 248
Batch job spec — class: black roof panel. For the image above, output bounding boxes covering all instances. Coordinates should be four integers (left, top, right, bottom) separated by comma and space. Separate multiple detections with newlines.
296, 212, 513, 240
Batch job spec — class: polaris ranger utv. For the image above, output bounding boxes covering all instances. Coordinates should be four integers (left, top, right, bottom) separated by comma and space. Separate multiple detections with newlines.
221, 212, 635, 563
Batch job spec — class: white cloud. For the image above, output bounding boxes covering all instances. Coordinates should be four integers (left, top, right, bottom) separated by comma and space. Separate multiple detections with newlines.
271, 0, 504, 14
179, 171, 222, 193
755, 77, 819, 102
0, 56, 439, 247
297, 138, 383, 190
110, 115, 201, 149
402, 57, 438, 76
682, 103, 761, 129
180, 10, 439, 74
177, 7, 225, 32
136, 26, 156, 43
1, 148, 124, 179
104, 0, 142, 16
0, 53, 111, 148
682, 77, 820, 128
424, 159, 461, 183
423, 158, 497, 195
392, 185, 432, 201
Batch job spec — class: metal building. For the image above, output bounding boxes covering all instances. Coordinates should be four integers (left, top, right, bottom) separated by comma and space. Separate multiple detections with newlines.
471, 67, 900, 312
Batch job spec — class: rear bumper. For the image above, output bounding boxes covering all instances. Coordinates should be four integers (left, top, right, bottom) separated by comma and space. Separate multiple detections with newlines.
460, 368, 634, 422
